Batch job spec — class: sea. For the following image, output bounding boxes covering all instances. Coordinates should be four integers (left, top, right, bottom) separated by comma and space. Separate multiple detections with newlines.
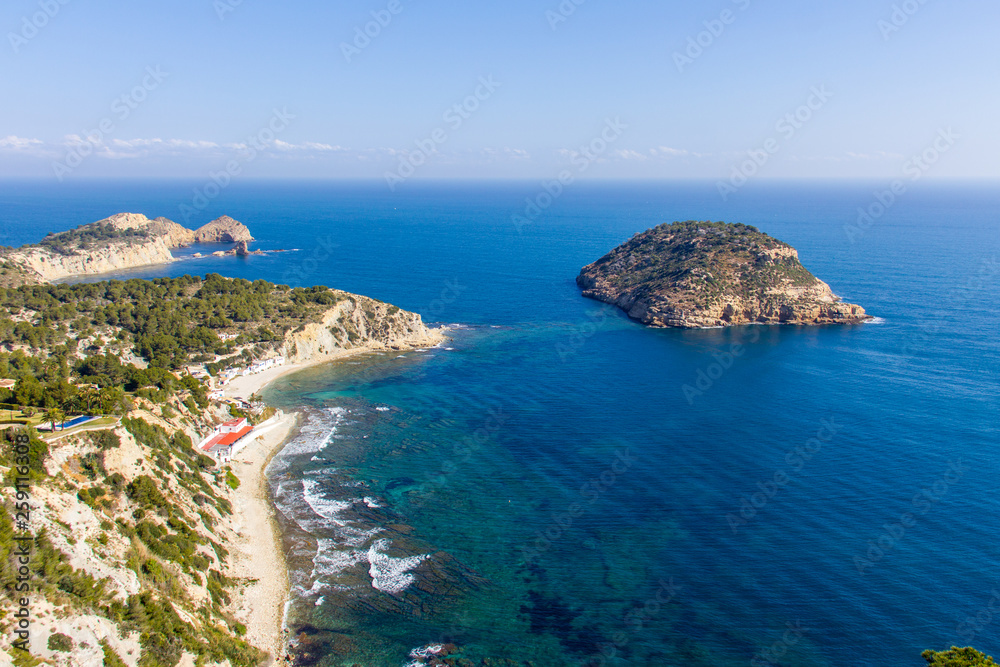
2, 179, 998, 666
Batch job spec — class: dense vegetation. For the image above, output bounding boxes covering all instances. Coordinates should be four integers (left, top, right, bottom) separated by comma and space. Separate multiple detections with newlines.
0, 273, 341, 366
36, 223, 150, 256
923, 647, 998, 666
0, 274, 358, 422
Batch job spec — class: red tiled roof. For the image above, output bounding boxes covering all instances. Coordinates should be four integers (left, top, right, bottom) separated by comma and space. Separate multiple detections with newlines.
218, 425, 253, 446
222, 418, 246, 428
202, 425, 253, 451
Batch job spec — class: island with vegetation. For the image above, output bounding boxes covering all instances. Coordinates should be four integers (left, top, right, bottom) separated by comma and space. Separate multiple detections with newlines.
0, 273, 443, 665
0, 212, 256, 285
923, 647, 998, 666
577, 221, 870, 328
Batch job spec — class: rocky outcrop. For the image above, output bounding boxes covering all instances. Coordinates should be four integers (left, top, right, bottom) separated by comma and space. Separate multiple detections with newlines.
193, 216, 254, 244
577, 221, 870, 328
281, 293, 445, 364
3, 212, 255, 283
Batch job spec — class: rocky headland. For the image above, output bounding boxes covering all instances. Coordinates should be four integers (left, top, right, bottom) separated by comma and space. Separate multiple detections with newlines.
577, 221, 870, 328
0, 212, 256, 284
0, 274, 445, 666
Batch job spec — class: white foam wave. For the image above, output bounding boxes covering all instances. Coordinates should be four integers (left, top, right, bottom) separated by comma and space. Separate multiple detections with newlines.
302, 479, 352, 520
866, 316, 887, 325
304, 466, 340, 477
367, 538, 429, 594
404, 644, 448, 666
267, 407, 345, 475
341, 525, 383, 548
310, 538, 367, 585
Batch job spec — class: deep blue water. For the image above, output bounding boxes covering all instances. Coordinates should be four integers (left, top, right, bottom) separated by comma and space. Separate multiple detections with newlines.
3, 180, 999, 665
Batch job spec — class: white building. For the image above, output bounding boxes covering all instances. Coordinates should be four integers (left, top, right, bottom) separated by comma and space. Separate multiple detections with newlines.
197, 418, 255, 463
241, 356, 285, 377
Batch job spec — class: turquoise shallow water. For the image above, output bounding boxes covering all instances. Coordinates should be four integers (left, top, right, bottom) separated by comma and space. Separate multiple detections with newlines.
5, 180, 999, 665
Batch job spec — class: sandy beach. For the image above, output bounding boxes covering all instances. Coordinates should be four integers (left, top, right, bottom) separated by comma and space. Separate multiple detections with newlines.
222, 329, 448, 402
222, 361, 309, 401
227, 410, 298, 663
223, 329, 449, 661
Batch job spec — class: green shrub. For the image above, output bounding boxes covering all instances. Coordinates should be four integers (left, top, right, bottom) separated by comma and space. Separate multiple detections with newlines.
125, 476, 168, 511
206, 569, 233, 606
108, 591, 265, 667
80, 452, 105, 480
47, 633, 74, 652
0, 428, 49, 481
86, 430, 120, 450
101, 640, 128, 667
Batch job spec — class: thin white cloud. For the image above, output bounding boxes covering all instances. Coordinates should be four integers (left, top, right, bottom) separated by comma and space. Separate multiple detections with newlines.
614, 149, 648, 161
273, 140, 345, 152
648, 146, 709, 159
651, 146, 690, 157
503, 147, 530, 159
0, 135, 43, 151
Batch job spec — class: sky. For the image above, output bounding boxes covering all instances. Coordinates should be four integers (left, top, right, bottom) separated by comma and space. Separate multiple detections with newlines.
0, 0, 997, 182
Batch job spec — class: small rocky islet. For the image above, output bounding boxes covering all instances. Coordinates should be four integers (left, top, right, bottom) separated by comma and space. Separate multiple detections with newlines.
577, 220, 870, 328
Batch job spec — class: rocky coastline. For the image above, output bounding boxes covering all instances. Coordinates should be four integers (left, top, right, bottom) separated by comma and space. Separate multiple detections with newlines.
0, 272, 446, 666
2, 212, 256, 284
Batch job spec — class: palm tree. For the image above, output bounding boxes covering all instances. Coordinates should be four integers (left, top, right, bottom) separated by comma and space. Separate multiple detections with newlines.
47, 407, 65, 432
78, 387, 98, 415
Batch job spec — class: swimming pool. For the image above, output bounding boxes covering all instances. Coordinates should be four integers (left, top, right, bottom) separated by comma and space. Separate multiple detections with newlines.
58, 416, 97, 429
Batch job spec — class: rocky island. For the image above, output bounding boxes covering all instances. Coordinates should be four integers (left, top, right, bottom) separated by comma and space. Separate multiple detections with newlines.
0, 212, 256, 284
577, 221, 870, 328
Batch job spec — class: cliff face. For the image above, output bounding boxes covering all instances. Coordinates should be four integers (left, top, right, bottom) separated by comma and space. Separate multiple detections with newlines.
12, 235, 177, 282
577, 221, 870, 328
193, 216, 254, 244
282, 294, 444, 364
4, 213, 255, 283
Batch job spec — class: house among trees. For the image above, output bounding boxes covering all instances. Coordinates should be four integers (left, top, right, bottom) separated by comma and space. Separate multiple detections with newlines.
198, 417, 254, 463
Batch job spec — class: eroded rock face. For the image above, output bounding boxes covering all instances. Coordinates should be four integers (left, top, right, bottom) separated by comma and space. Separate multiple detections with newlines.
281, 293, 444, 364
193, 216, 255, 244
577, 221, 870, 328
